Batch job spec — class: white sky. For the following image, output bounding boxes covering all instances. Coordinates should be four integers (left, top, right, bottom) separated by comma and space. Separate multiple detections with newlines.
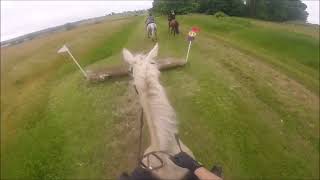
304, 0, 320, 24
0, 0, 319, 42
0, 1, 153, 41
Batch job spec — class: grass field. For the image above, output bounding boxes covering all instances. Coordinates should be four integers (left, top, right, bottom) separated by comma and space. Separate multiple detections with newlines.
1, 14, 319, 179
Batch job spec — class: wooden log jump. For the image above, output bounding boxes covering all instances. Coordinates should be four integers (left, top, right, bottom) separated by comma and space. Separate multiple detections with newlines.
87, 58, 186, 82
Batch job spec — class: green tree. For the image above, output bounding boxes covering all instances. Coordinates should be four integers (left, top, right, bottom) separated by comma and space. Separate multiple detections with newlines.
227, 0, 246, 16
287, 0, 308, 21
246, 0, 308, 21
152, 0, 199, 14
196, 0, 245, 16
152, 0, 308, 22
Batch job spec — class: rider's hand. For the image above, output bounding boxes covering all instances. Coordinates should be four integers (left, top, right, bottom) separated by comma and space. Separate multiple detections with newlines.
170, 152, 202, 172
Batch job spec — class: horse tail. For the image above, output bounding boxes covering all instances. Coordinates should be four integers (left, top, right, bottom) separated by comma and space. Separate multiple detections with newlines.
168, 20, 179, 36
175, 21, 179, 34
148, 23, 156, 40
151, 26, 155, 38
154, 24, 157, 38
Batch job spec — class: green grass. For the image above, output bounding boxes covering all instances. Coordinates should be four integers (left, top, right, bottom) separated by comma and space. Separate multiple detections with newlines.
1, 14, 319, 179
180, 14, 319, 93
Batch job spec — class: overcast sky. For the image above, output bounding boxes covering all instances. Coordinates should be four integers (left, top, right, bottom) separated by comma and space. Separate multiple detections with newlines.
0, 1, 153, 41
304, 0, 320, 25
1, 0, 319, 42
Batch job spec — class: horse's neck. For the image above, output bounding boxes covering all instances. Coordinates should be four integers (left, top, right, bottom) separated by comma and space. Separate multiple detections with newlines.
137, 74, 178, 152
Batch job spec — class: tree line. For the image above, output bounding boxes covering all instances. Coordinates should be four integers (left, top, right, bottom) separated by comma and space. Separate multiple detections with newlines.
152, 0, 308, 22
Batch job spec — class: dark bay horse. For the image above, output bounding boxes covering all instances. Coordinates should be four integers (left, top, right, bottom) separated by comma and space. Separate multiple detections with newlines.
168, 15, 179, 36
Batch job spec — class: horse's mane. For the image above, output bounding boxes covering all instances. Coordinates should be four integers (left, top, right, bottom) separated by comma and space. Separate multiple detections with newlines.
142, 63, 178, 152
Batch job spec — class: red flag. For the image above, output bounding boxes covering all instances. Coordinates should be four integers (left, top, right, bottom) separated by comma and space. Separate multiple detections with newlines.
191, 26, 200, 33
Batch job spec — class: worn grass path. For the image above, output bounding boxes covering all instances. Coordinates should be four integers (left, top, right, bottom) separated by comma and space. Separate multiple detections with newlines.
1, 14, 319, 179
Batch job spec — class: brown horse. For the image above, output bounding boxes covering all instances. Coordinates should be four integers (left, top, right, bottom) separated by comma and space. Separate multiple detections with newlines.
169, 19, 179, 36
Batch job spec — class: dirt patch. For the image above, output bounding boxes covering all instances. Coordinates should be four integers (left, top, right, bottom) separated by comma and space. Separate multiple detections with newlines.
107, 81, 149, 175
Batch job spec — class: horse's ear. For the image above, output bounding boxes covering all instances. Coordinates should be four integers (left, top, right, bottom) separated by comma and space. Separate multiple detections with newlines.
122, 48, 134, 64
146, 43, 158, 60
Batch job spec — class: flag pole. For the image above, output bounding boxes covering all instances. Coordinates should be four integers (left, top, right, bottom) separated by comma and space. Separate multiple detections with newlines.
58, 45, 88, 78
185, 40, 192, 63
66, 49, 88, 78
186, 27, 199, 63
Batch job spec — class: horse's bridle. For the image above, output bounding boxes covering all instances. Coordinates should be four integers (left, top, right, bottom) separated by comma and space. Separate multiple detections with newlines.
139, 133, 183, 171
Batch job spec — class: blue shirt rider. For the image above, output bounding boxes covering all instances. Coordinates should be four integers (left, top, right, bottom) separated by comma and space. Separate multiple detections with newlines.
145, 13, 155, 26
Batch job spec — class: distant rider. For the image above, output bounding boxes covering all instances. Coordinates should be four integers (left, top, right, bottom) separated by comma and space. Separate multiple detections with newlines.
145, 12, 155, 27
168, 10, 179, 34
168, 10, 176, 21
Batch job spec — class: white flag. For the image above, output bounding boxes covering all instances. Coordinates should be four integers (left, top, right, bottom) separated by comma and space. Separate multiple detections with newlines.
57, 45, 69, 54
